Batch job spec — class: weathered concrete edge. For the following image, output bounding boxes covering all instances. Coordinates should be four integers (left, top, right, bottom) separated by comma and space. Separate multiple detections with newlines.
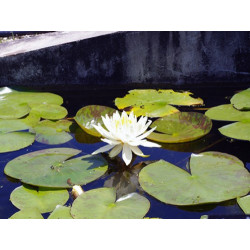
0, 31, 117, 57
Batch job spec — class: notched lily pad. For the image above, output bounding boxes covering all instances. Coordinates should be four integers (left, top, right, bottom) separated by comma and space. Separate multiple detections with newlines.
139, 152, 250, 206
115, 89, 203, 117
74, 105, 116, 137
237, 195, 250, 214
48, 205, 73, 219
4, 148, 108, 188
31, 120, 73, 145
147, 112, 212, 143
0, 101, 30, 119
231, 88, 250, 110
0, 132, 35, 153
9, 208, 44, 219
10, 185, 69, 213
219, 122, 250, 141
71, 188, 150, 219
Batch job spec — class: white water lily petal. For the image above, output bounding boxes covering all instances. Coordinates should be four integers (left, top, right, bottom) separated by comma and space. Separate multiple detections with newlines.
92, 144, 114, 155
130, 146, 146, 157
101, 138, 120, 145
140, 139, 161, 148
109, 144, 123, 158
122, 143, 133, 166
136, 126, 157, 141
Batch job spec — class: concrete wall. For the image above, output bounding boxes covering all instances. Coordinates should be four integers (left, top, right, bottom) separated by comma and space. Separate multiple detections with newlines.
0, 31, 249, 88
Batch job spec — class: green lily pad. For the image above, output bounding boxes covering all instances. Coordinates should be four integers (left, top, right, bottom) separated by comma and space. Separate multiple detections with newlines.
139, 152, 250, 206
115, 89, 203, 117
71, 188, 150, 219
219, 122, 250, 141
237, 195, 250, 214
0, 101, 30, 119
4, 148, 108, 188
0, 132, 35, 153
147, 112, 212, 143
48, 205, 73, 219
0, 114, 40, 133
31, 104, 68, 120
10, 185, 69, 213
9, 208, 44, 219
231, 88, 250, 110
75, 127, 101, 144
31, 120, 73, 145
74, 105, 116, 137
205, 104, 250, 122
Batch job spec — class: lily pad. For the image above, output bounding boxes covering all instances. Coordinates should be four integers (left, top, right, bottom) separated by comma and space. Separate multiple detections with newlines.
115, 89, 203, 117
9, 208, 44, 219
219, 122, 250, 141
71, 188, 150, 219
231, 88, 250, 110
31, 120, 73, 145
74, 105, 116, 137
0, 132, 35, 153
139, 152, 250, 206
237, 195, 250, 214
10, 185, 69, 213
205, 104, 250, 122
4, 148, 108, 188
0, 101, 30, 119
147, 112, 212, 143
31, 104, 68, 120
48, 205, 73, 219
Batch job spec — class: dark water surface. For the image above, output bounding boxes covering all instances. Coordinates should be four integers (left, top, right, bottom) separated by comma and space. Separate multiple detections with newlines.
0, 85, 249, 219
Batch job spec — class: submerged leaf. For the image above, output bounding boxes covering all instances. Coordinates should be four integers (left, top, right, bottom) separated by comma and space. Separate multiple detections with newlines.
74, 105, 116, 137
4, 148, 108, 188
10, 185, 69, 213
71, 188, 150, 219
230, 88, 250, 110
147, 112, 212, 143
139, 152, 250, 206
48, 205, 73, 219
237, 195, 250, 214
9, 208, 44, 219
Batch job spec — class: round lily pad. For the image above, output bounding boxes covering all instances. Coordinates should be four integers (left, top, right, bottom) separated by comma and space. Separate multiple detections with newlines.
231, 88, 250, 110
71, 188, 150, 219
74, 105, 116, 137
237, 195, 250, 214
9, 208, 44, 219
31, 104, 68, 120
0, 132, 35, 153
205, 104, 250, 122
115, 89, 203, 117
31, 120, 73, 145
0, 101, 30, 119
147, 112, 212, 143
10, 185, 69, 213
48, 205, 73, 219
4, 148, 108, 188
219, 122, 250, 141
139, 152, 250, 206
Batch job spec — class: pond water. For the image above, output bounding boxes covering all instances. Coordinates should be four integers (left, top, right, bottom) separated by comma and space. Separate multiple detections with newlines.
0, 86, 249, 219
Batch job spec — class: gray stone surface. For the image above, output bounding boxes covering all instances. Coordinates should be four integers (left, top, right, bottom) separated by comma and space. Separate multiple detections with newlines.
0, 31, 249, 88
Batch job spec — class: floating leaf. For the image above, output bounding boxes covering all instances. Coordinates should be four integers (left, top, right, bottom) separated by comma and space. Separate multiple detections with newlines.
9, 208, 44, 219
0, 101, 30, 119
231, 88, 250, 110
74, 105, 116, 137
139, 152, 250, 206
0, 114, 40, 133
31, 120, 73, 145
237, 195, 250, 214
31, 104, 68, 120
219, 122, 250, 141
147, 112, 212, 143
0, 132, 35, 153
48, 205, 73, 219
10, 185, 69, 213
4, 148, 108, 188
205, 104, 250, 122
115, 89, 203, 117
71, 188, 150, 219
75, 127, 101, 144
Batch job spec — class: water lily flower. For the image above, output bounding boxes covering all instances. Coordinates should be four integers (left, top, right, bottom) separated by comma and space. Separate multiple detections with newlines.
91, 111, 161, 165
